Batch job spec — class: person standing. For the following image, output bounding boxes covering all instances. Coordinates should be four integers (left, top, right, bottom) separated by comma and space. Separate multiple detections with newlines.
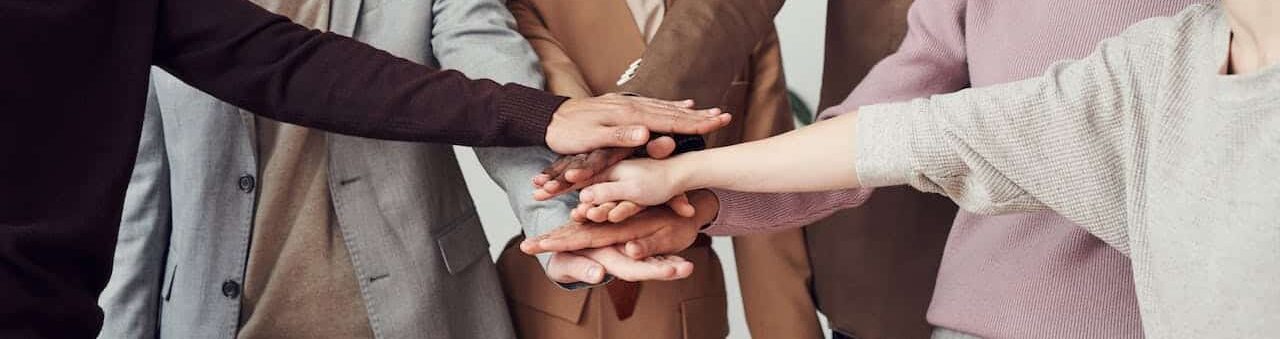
527, 1, 1207, 338
91, 0, 644, 337
807, 1, 958, 338
0, 0, 727, 336
499, 0, 819, 337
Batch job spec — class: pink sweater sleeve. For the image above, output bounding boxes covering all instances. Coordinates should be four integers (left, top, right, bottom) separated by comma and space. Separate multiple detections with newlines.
704, 0, 971, 236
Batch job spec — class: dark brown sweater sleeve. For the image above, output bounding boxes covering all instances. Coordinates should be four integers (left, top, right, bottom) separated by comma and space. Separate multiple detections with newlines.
150, 0, 566, 147
618, 0, 785, 106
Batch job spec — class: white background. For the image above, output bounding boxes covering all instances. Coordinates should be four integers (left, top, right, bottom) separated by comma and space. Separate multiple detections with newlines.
453, 2, 830, 338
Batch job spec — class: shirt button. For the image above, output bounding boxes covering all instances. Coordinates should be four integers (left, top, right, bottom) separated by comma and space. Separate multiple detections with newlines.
221, 280, 241, 299
237, 175, 256, 193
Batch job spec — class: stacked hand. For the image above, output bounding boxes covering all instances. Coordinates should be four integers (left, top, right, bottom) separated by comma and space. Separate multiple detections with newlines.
531, 104, 713, 284
543, 94, 730, 154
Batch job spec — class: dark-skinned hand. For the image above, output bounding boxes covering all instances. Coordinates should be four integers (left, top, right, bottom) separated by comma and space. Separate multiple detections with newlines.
522, 190, 718, 260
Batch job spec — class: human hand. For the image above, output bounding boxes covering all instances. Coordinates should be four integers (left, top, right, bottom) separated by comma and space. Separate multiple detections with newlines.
544, 94, 729, 154
570, 194, 693, 223
523, 190, 716, 259
532, 137, 674, 201
570, 155, 694, 209
542, 248, 693, 284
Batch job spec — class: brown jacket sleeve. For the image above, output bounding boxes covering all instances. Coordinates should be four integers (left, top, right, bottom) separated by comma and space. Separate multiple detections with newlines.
618, 0, 786, 106
729, 30, 825, 339
152, 0, 566, 147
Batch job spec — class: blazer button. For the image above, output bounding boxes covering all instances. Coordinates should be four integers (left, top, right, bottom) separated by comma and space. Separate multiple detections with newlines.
238, 175, 256, 193
221, 280, 241, 299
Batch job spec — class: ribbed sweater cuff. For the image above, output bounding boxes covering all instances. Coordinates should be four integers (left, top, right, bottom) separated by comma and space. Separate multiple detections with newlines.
496, 84, 569, 146
854, 101, 920, 187
703, 188, 761, 236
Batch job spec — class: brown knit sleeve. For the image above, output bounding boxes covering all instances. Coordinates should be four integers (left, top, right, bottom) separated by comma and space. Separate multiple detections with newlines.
151, 0, 566, 147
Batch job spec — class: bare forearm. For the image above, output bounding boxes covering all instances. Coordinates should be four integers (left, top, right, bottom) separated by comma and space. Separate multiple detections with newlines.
676, 110, 862, 193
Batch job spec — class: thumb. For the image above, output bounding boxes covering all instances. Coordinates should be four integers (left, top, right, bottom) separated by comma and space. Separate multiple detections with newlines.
546, 253, 606, 284
623, 229, 693, 259
580, 181, 636, 205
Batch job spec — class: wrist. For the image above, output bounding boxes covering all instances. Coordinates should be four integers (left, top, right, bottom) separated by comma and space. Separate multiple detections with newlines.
670, 154, 704, 193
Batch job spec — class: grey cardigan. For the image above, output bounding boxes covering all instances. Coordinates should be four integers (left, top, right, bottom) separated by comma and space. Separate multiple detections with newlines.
854, 5, 1278, 338
95, 0, 576, 338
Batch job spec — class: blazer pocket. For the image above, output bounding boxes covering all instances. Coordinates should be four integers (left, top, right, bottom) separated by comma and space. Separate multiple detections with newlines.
434, 211, 490, 275
680, 295, 729, 339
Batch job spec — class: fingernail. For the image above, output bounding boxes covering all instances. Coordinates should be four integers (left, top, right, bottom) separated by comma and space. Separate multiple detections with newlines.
629, 128, 645, 141
587, 266, 601, 280
625, 242, 642, 257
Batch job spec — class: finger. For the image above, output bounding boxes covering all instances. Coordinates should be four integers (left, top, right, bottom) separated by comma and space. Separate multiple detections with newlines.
564, 148, 632, 183
631, 97, 706, 115
596, 126, 650, 149
532, 223, 657, 253
627, 104, 730, 134
579, 182, 639, 205
533, 180, 573, 200
665, 194, 696, 218
532, 173, 552, 187
571, 202, 594, 220
668, 258, 694, 279
645, 136, 677, 159
553, 154, 590, 184
607, 201, 645, 223
540, 155, 576, 182
569, 205, 588, 222
546, 252, 606, 284
622, 229, 694, 259
586, 202, 618, 223
583, 248, 688, 281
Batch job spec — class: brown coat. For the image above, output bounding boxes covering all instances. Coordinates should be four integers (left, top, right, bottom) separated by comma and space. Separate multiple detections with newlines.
809, 1, 957, 339
500, 0, 818, 338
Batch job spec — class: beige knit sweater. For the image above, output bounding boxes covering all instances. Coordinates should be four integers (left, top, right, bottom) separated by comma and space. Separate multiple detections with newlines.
856, 4, 1280, 338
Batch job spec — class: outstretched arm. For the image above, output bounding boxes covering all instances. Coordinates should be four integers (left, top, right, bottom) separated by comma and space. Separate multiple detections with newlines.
153, 0, 726, 153
581, 111, 865, 206
558, 13, 1173, 255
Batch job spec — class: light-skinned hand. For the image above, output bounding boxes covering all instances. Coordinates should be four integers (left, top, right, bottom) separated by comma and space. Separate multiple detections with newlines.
544, 94, 730, 154
574, 157, 688, 208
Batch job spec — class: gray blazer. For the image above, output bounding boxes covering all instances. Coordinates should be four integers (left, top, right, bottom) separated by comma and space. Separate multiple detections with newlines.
95, 0, 576, 338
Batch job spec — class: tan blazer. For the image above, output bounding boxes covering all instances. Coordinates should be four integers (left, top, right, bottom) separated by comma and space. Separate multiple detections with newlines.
500, 0, 819, 338
809, 1, 958, 339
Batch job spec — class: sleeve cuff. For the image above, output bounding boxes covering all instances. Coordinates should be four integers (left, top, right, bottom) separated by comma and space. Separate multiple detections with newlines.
496, 84, 569, 146
702, 188, 756, 236
854, 101, 921, 187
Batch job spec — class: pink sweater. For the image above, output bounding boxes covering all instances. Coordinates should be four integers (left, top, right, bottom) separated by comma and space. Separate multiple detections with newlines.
707, 1, 1207, 338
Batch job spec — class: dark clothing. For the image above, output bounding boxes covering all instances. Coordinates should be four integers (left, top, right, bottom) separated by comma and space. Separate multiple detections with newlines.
807, 1, 957, 338
0, 0, 565, 336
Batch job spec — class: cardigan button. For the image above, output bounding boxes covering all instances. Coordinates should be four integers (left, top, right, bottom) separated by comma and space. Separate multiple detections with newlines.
237, 175, 256, 193
221, 280, 241, 299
